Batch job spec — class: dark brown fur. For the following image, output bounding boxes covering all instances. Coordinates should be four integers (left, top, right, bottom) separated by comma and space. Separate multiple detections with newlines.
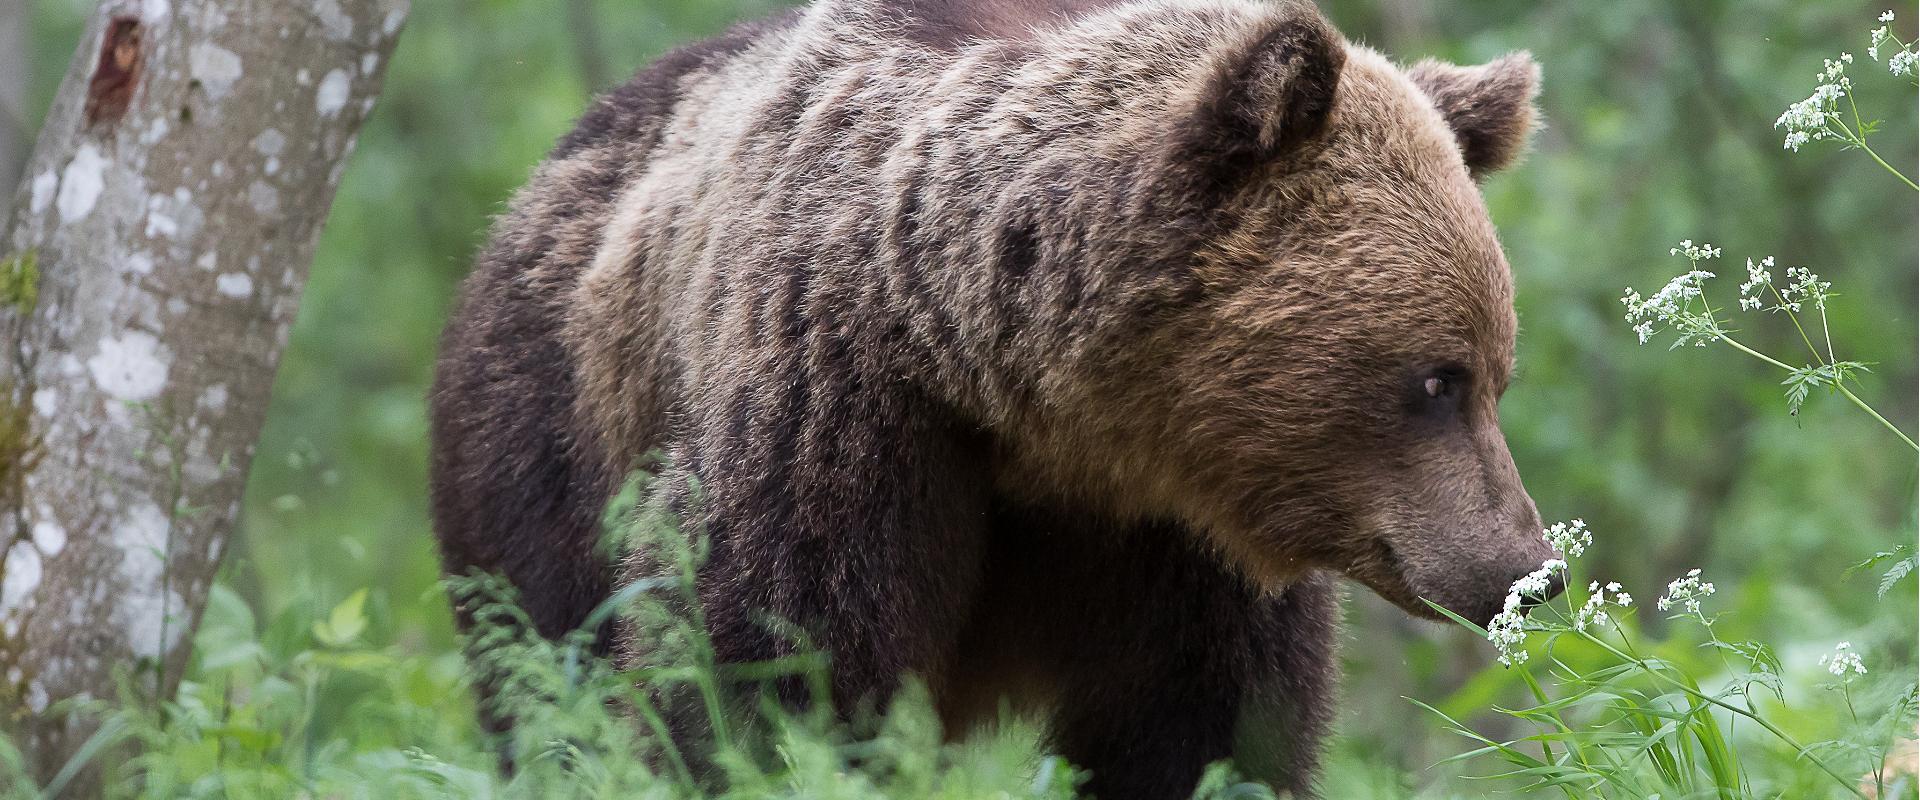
430, 1, 1547, 796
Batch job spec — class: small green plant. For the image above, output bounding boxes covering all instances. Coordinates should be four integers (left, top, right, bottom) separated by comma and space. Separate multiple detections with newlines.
1421, 522, 1918, 799
0, 471, 1293, 799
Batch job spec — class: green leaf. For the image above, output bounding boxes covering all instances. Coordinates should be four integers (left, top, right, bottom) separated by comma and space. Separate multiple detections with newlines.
1879, 555, 1915, 598
313, 588, 370, 647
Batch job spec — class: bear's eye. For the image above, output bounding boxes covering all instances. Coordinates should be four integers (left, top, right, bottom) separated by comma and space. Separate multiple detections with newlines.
1408, 364, 1469, 419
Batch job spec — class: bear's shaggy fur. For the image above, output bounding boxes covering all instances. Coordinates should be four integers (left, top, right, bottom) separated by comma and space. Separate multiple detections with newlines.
430, 1, 1550, 796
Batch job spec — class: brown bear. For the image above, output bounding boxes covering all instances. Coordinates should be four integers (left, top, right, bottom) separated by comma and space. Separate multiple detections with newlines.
428, 0, 1559, 796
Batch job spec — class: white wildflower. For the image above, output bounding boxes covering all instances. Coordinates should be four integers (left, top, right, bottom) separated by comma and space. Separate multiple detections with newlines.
1881, 10, 1895, 23
1775, 72, 1849, 151
1819, 641, 1867, 677
1890, 49, 1917, 76
1486, 559, 1569, 666
1622, 248, 1725, 347
1574, 580, 1634, 631
1738, 256, 1775, 311
1543, 519, 1592, 558
1780, 265, 1831, 311
1656, 568, 1716, 615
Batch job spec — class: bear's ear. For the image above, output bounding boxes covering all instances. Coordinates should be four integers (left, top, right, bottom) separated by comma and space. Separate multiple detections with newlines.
1407, 53, 1541, 179
1182, 5, 1346, 178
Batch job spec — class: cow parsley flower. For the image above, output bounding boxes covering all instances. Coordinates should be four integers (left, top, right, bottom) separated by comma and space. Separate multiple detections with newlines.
1656, 568, 1716, 615
1780, 265, 1831, 312
1623, 243, 1727, 347
1574, 580, 1634, 631
1738, 257, 1774, 311
1775, 61, 1850, 151
1820, 641, 1867, 677
1543, 519, 1592, 558
1889, 49, 1918, 77
1869, 11, 1915, 75
1486, 559, 1568, 666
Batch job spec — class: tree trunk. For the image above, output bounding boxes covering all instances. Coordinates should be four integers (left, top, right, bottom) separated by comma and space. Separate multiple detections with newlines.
0, 0, 407, 785
0, 0, 28, 224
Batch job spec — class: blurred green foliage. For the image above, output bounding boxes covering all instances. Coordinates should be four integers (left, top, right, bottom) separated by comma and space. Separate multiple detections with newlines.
20, 0, 1918, 794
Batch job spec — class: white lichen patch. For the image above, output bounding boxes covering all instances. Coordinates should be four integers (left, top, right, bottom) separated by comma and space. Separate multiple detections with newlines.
142, 0, 171, 24
32, 521, 67, 558
29, 170, 56, 216
31, 387, 58, 417
141, 117, 170, 146
199, 383, 228, 414
196, 251, 218, 271
56, 144, 109, 223
253, 128, 286, 158
216, 272, 254, 298
1, 542, 42, 609
115, 501, 168, 587
248, 180, 281, 217
187, 43, 244, 101
315, 69, 352, 117
127, 252, 154, 275
383, 8, 407, 37
124, 587, 187, 660
86, 332, 171, 402
144, 187, 203, 241
313, 0, 355, 40
361, 52, 380, 76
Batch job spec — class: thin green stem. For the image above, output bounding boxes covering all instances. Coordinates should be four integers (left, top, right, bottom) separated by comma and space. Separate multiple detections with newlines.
1842, 682, 1887, 799
1856, 140, 1917, 190
1819, 308, 1836, 364
1718, 335, 1798, 371
1766, 283, 1828, 365
1836, 381, 1919, 451
1842, 93, 1919, 190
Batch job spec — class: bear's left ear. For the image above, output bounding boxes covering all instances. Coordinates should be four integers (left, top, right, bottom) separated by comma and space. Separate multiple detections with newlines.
1179, 5, 1346, 184
1407, 53, 1542, 179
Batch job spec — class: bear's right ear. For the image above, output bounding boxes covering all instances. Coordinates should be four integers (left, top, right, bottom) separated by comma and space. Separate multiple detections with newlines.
1180, 6, 1346, 181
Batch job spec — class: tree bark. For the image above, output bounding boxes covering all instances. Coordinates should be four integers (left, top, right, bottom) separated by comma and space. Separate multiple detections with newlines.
0, 0, 407, 785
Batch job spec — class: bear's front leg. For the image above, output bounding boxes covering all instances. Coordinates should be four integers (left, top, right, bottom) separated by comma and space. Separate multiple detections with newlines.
618, 375, 994, 729
1051, 565, 1338, 800
966, 508, 1338, 800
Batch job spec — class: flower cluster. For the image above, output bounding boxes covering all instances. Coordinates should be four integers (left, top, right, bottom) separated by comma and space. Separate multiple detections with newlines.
1738, 257, 1774, 310
1543, 519, 1591, 558
1779, 265, 1831, 312
1574, 581, 1633, 632
1488, 558, 1567, 667
1870, 11, 1917, 77
1656, 568, 1716, 615
1775, 55, 1852, 151
1622, 242, 1724, 347
1819, 641, 1867, 677
1670, 240, 1722, 261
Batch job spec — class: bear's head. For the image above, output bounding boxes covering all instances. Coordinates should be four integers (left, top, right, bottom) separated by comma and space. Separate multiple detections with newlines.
1008, 2, 1560, 627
